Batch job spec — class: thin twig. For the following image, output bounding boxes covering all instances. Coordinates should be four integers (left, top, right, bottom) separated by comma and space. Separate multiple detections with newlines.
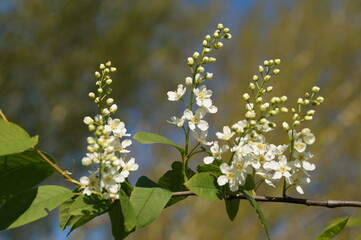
33, 147, 81, 186
171, 191, 361, 208
0, 110, 8, 121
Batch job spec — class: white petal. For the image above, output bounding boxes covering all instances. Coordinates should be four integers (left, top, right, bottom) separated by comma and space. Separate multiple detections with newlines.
203, 156, 214, 164
217, 175, 228, 186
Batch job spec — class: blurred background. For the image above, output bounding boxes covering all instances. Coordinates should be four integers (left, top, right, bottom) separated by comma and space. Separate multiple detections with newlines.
0, 0, 360, 239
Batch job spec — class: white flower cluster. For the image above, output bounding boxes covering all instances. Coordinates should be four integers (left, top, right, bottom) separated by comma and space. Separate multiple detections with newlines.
204, 59, 324, 194
167, 24, 231, 145
80, 62, 138, 199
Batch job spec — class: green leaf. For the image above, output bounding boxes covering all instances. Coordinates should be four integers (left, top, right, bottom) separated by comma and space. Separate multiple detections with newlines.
130, 177, 172, 230
317, 217, 349, 240
118, 189, 136, 232
225, 199, 240, 221
108, 200, 135, 240
0, 185, 74, 230
184, 173, 223, 201
59, 199, 75, 231
242, 174, 255, 191
0, 149, 55, 199
68, 194, 109, 216
133, 132, 184, 154
241, 190, 270, 240
158, 161, 195, 207
59, 194, 110, 234
0, 119, 38, 157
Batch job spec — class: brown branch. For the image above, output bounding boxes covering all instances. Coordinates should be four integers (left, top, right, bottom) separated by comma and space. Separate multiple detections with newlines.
172, 191, 361, 208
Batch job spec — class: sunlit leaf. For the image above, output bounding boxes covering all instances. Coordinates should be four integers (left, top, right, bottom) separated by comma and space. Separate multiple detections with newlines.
241, 190, 270, 240
130, 177, 172, 230
0, 119, 38, 157
317, 217, 349, 240
0, 185, 74, 230
133, 132, 184, 154
0, 150, 55, 199
184, 173, 223, 201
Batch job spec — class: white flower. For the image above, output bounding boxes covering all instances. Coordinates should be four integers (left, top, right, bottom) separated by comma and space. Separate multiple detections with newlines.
216, 126, 235, 141
111, 138, 132, 153
217, 163, 239, 191
80, 172, 100, 196
232, 120, 248, 133
203, 141, 229, 164
167, 116, 185, 127
293, 139, 307, 153
293, 151, 315, 171
193, 85, 213, 108
105, 118, 130, 137
120, 157, 139, 177
192, 130, 213, 146
167, 84, 186, 101
301, 128, 315, 145
264, 155, 292, 181
183, 108, 208, 131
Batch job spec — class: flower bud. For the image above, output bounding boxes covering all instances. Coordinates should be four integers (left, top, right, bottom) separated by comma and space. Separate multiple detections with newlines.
273, 69, 280, 75
258, 66, 264, 72
256, 97, 263, 103
110, 67, 117, 72
109, 104, 118, 113
282, 122, 290, 130
97, 88, 103, 94
106, 61, 112, 67
305, 116, 313, 121
102, 108, 110, 116
225, 33, 232, 39
266, 86, 273, 92
275, 59, 281, 65
202, 40, 208, 47
106, 79, 112, 85
224, 28, 230, 33
202, 56, 209, 63
83, 116, 94, 125
249, 83, 256, 90
209, 57, 216, 62
185, 77, 193, 85
297, 98, 304, 104
204, 47, 211, 53
243, 93, 250, 101
187, 57, 194, 66
280, 95, 288, 102
95, 71, 101, 78
197, 66, 205, 73
193, 52, 200, 59
215, 42, 223, 49
264, 75, 271, 81
88, 92, 95, 99
281, 107, 289, 113
316, 96, 324, 103
253, 75, 259, 81
205, 72, 213, 80
82, 157, 92, 166
264, 60, 269, 66
217, 23, 224, 29
205, 35, 211, 41
269, 60, 274, 65
100, 63, 105, 69
245, 110, 256, 119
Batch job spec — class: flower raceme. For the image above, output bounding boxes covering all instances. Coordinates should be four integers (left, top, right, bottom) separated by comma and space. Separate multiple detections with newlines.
166, 25, 323, 195
79, 61, 138, 199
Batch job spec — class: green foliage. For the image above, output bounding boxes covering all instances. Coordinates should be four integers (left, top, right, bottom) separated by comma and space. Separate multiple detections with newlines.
225, 198, 241, 221
0, 185, 74, 230
0, 119, 38, 157
241, 190, 270, 240
108, 200, 134, 240
133, 132, 185, 154
59, 194, 110, 234
158, 161, 195, 207
196, 159, 222, 174
185, 173, 223, 201
130, 177, 172, 230
0, 149, 55, 199
317, 217, 349, 240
